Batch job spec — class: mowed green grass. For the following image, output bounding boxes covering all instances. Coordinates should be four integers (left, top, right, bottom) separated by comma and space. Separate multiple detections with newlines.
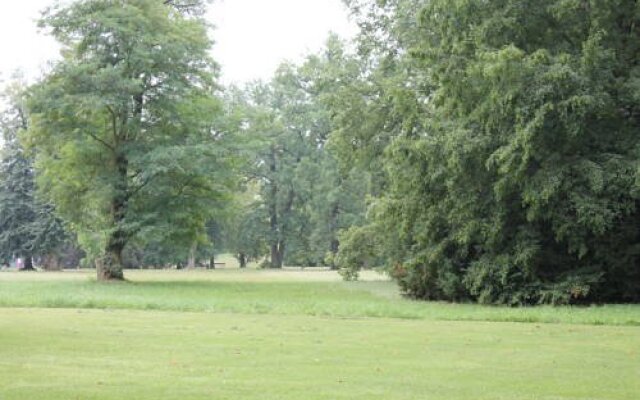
0, 269, 639, 325
0, 269, 639, 399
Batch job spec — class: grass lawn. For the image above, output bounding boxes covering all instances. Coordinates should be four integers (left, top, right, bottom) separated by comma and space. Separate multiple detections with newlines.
0, 269, 639, 399
0, 269, 638, 326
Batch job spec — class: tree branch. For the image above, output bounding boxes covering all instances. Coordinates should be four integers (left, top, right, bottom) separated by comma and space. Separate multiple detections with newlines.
127, 173, 157, 199
87, 130, 115, 152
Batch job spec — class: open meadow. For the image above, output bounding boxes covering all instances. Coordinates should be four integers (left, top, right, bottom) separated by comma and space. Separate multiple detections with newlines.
2, 1, 640, 399
0, 268, 639, 400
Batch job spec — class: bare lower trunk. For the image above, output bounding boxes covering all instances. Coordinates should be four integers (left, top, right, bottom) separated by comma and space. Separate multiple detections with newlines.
21, 255, 35, 271
270, 244, 279, 268
209, 255, 216, 270
329, 203, 340, 270
97, 207, 127, 281
97, 220, 127, 281
42, 253, 62, 271
187, 242, 197, 269
97, 150, 128, 282
238, 253, 247, 269
267, 145, 283, 269
330, 238, 340, 270
97, 245, 125, 281
270, 242, 285, 269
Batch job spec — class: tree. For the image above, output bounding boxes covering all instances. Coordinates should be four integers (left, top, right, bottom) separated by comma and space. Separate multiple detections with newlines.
296, 37, 372, 267
326, 1, 428, 278
240, 76, 312, 268
26, 0, 234, 280
220, 37, 373, 269
338, 0, 640, 304
238, 43, 370, 269
0, 78, 68, 270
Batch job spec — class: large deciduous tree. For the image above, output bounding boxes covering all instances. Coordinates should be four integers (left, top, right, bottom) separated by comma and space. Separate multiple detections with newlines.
242, 77, 310, 268
238, 40, 369, 269
26, 0, 233, 280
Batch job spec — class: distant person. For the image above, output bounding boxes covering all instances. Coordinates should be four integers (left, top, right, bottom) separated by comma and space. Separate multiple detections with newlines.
16, 258, 23, 269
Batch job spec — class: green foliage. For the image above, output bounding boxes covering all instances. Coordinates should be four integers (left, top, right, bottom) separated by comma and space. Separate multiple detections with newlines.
235, 40, 369, 268
336, 224, 380, 280
5, 0, 637, 305
218, 186, 269, 268
0, 78, 69, 268
338, 0, 640, 304
25, 0, 236, 278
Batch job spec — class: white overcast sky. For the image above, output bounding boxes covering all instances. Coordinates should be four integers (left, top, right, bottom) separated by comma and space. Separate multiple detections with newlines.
0, 0, 357, 86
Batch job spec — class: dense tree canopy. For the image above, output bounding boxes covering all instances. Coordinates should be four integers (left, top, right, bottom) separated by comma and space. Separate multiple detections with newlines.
234, 40, 369, 269
1, 0, 638, 304
25, 0, 235, 280
335, 0, 640, 304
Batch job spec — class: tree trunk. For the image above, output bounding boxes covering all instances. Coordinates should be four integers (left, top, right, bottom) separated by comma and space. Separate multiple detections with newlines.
187, 241, 197, 269
330, 238, 340, 270
267, 145, 283, 269
22, 254, 35, 271
97, 241, 125, 281
238, 253, 247, 269
270, 189, 294, 269
329, 203, 340, 270
97, 151, 128, 281
42, 253, 62, 271
270, 241, 285, 268
209, 255, 216, 270
270, 244, 280, 268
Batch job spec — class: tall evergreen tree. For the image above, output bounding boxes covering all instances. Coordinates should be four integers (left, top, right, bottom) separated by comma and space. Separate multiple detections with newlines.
0, 79, 68, 270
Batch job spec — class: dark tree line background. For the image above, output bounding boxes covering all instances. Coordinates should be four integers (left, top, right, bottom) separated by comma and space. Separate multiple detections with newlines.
0, 0, 639, 305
